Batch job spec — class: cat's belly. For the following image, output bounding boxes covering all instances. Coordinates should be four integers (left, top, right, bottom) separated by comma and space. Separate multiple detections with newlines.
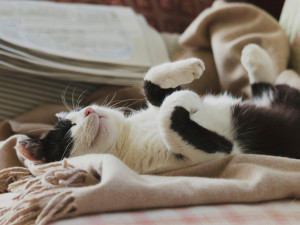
120, 106, 206, 174
122, 145, 193, 174
120, 125, 194, 174
119, 111, 189, 174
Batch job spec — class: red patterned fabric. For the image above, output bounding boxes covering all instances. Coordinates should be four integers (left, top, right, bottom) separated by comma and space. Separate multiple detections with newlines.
47, 0, 214, 32
43, 0, 284, 33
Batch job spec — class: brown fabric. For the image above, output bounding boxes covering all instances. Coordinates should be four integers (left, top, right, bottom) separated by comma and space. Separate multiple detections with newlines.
179, 1, 290, 97
0, 1, 300, 225
0, 136, 24, 169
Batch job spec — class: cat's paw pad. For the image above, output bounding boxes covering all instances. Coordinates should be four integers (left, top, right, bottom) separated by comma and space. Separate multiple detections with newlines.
241, 44, 275, 83
144, 58, 205, 89
169, 58, 205, 87
184, 58, 205, 80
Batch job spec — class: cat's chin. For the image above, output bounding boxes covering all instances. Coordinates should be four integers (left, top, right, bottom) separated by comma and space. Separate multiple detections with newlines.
67, 106, 125, 157
86, 114, 105, 148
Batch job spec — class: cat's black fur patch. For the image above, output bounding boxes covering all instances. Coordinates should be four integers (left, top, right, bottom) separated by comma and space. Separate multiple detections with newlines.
251, 83, 274, 98
252, 83, 300, 110
272, 84, 300, 110
170, 106, 233, 154
233, 84, 300, 158
41, 119, 74, 162
144, 80, 181, 106
24, 119, 75, 162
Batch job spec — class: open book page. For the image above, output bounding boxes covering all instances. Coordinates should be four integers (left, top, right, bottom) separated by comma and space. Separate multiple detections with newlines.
0, 47, 147, 78
0, 63, 143, 86
137, 16, 169, 66
0, 1, 169, 67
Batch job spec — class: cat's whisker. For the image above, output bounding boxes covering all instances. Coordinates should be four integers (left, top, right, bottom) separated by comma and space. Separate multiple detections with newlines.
115, 107, 136, 114
50, 113, 58, 125
108, 98, 143, 109
82, 128, 91, 153
101, 94, 110, 107
76, 90, 87, 109
61, 134, 74, 160
61, 85, 72, 112
107, 98, 136, 107
63, 129, 82, 159
25, 128, 53, 134
110, 99, 144, 114
105, 92, 117, 107
118, 99, 144, 109
77, 100, 85, 110
68, 134, 82, 158
24, 126, 61, 134
71, 87, 77, 110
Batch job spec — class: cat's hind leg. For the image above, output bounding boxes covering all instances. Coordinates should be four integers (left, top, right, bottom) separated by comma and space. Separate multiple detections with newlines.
241, 44, 277, 105
241, 44, 276, 85
143, 58, 205, 107
241, 44, 300, 109
159, 90, 237, 163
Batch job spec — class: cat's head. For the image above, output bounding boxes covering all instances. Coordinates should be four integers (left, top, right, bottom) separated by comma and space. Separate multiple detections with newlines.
16, 105, 125, 163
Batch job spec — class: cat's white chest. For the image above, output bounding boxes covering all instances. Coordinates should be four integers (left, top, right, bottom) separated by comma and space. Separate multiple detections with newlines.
120, 108, 183, 174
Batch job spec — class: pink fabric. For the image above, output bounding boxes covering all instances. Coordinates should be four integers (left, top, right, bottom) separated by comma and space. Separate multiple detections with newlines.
50, 200, 300, 225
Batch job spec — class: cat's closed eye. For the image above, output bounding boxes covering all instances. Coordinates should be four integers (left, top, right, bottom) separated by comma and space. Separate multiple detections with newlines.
73, 107, 83, 112
54, 119, 75, 131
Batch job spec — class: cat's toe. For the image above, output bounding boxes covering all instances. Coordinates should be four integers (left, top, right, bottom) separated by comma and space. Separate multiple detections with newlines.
144, 58, 205, 89
186, 58, 205, 79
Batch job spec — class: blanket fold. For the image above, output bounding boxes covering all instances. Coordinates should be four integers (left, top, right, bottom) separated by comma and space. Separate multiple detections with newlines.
2, 153, 300, 225
0, 159, 99, 225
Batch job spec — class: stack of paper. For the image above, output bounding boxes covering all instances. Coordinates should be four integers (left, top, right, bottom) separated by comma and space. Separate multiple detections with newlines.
0, 1, 169, 85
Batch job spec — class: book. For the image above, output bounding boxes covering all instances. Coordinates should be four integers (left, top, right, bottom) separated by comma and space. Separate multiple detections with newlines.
0, 1, 170, 86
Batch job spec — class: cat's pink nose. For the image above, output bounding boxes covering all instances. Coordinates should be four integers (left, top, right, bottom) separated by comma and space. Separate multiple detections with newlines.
84, 107, 96, 117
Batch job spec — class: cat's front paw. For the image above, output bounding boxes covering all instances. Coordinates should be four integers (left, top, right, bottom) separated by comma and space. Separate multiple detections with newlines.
160, 90, 201, 118
144, 58, 205, 89
184, 58, 206, 80
241, 44, 275, 84
158, 90, 201, 155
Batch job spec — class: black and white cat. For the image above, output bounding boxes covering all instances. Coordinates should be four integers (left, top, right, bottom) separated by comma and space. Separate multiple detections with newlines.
17, 44, 300, 174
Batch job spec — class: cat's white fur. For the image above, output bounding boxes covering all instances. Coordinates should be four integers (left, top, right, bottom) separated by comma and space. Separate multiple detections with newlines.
144, 58, 205, 88
241, 43, 275, 107
56, 44, 272, 174
241, 44, 276, 84
64, 60, 208, 174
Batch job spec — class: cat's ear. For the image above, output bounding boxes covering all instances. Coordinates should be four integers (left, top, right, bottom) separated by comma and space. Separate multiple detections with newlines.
16, 138, 45, 162
55, 112, 68, 120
